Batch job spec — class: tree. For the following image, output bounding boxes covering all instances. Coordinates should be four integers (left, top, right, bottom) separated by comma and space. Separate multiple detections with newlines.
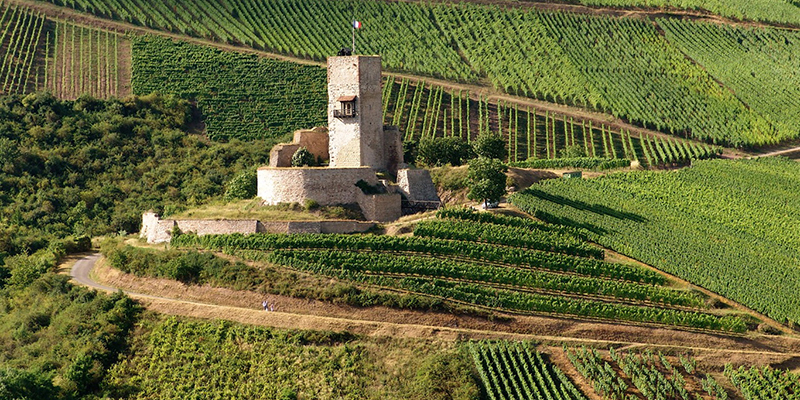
472, 133, 506, 160
417, 137, 473, 167
467, 157, 507, 208
224, 168, 257, 201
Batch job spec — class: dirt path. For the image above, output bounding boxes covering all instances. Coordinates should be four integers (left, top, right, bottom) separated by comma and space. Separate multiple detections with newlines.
65, 252, 800, 362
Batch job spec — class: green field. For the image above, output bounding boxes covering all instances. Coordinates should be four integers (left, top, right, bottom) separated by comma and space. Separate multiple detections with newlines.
511, 157, 800, 326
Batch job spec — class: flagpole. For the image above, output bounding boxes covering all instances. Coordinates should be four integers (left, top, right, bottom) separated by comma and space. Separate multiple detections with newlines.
352, 21, 355, 54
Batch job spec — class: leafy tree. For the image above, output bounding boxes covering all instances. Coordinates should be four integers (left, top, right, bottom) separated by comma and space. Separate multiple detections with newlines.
0, 368, 59, 400
224, 168, 257, 201
472, 133, 506, 160
291, 147, 316, 167
560, 144, 586, 158
467, 157, 507, 207
417, 137, 473, 167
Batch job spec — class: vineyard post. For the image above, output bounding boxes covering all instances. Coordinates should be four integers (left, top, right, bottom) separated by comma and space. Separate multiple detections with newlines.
545, 111, 550, 159
526, 107, 531, 160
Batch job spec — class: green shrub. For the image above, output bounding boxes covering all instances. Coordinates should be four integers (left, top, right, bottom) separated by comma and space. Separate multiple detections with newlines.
291, 147, 316, 167
224, 168, 257, 201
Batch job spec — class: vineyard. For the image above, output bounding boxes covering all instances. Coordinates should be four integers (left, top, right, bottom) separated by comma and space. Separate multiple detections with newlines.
45, 21, 126, 99
659, 18, 800, 144
174, 208, 747, 332
510, 157, 800, 326
579, 0, 800, 26
103, 316, 480, 399
381, 77, 722, 165
131, 35, 327, 141
468, 341, 588, 400
0, 2, 128, 98
567, 346, 732, 400
33, 0, 800, 147
725, 364, 800, 399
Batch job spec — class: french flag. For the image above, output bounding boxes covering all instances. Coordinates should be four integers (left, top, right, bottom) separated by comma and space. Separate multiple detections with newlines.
353, 20, 362, 29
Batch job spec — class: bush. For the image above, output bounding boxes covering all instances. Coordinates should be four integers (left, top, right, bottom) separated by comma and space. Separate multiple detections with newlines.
508, 157, 631, 170
472, 133, 506, 160
417, 137, 473, 167
224, 168, 257, 201
0, 368, 59, 400
291, 147, 315, 167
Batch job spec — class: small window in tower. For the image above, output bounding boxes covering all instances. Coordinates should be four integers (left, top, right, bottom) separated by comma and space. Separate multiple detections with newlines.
335, 95, 357, 118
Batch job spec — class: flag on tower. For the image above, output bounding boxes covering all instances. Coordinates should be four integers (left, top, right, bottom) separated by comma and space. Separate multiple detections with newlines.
353, 20, 362, 29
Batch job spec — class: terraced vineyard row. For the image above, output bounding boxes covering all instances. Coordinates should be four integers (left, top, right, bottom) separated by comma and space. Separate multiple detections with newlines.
0, 2, 128, 98
510, 157, 800, 326
38, 0, 800, 146
175, 209, 746, 332
468, 341, 588, 400
0, 3, 45, 94
725, 364, 800, 399
382, 77, 721, 165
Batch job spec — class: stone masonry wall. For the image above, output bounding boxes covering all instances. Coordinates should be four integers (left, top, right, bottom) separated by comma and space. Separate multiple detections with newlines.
141, 212, 375, 243
257, 167, 377, 206
356, 191, 402, 222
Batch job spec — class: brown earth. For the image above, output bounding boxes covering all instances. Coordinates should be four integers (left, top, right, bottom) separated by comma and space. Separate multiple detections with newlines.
75, 255, 800, 361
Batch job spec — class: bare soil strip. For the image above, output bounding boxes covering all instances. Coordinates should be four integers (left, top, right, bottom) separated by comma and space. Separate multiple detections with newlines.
64, 253, 800, 362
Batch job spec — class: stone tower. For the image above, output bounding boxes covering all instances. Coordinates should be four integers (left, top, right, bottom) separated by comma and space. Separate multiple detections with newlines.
327, 55, 388, 170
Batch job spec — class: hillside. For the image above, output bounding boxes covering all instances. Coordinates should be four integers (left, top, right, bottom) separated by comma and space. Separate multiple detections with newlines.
1, 0, 800, 399
0, 0, 799, 149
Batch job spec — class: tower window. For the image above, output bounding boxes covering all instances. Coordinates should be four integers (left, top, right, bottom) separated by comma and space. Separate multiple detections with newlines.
335, 95, 357, 118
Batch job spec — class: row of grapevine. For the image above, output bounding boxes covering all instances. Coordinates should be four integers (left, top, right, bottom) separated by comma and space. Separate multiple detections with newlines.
381, 77, 721, 166
659, 18, 800, 146
46, 21, 125, 99
413, 218, 603, 259
725, 364, 800, 400
131, 35, 326, 140
0, 3, 45, 95
173, 232, 666, 285
567, 346, 733, 400
39, 0, 795, 146
469, 341, 588, 400
509, 158, 800, 326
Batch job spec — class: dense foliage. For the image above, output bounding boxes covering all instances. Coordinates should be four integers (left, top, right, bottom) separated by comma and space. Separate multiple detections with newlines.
132, 35, 327, 141
0, 272, 141, 398
466, 157, 507, 206
510, 158, 800, 326
0, 92, 271, 256
104, 317, 480, 400
468, 341, 588, 400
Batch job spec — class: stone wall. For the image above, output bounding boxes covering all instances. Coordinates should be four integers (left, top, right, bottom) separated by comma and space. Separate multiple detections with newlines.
269, 143, 302, 167
141, 212, 375, 243
397, 169, 440, 203
294, 127, 329, 162
356, 191, 402, 222
257, 167, 377, 206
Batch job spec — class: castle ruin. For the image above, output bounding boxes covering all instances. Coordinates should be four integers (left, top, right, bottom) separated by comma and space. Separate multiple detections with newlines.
257, 55, 439, 221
